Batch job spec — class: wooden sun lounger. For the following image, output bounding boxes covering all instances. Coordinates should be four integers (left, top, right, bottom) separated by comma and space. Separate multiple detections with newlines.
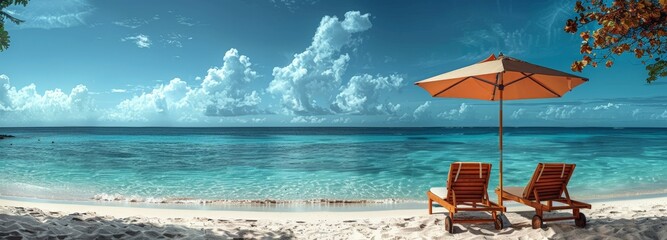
427, 162, 506, 233
495, 163, 591, 229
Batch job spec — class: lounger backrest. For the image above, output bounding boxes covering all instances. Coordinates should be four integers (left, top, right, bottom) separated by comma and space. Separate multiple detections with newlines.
522, 163, 576, 201
446, 162, 492, 203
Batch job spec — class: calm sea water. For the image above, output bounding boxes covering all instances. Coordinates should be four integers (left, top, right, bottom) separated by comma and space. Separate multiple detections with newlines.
1, 127, 666, 207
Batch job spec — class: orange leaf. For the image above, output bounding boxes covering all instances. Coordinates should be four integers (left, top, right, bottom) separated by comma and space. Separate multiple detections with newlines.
580, 44, 593, 54
575, 1, 586, 12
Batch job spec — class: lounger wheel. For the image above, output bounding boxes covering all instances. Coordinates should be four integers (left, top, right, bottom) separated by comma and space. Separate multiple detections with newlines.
494, 215, 503, 230
531, 215, 543, 229
575, 213, 586, 228
444, 216, 454, 233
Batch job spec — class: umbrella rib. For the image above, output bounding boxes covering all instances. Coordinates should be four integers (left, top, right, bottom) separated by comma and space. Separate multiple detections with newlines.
470, 76, 497, 100
504, 73, 535, 87
470, 76, 495, 85
433, 77, 470, 97
491, 73, 500, 101
527, 75, 562, 97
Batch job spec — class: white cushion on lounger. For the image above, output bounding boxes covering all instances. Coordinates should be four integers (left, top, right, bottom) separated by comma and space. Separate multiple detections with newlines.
430, 187, 447, 199
502, 186, 525, 197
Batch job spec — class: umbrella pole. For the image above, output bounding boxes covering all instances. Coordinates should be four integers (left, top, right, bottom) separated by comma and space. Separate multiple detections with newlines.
498, 81, 504, 207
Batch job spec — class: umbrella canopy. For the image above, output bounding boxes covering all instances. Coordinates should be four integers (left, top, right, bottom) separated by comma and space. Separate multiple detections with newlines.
414, 53, 588, 207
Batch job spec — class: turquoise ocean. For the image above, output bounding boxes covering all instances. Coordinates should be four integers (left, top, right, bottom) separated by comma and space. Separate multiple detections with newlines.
1, 127, 666, 210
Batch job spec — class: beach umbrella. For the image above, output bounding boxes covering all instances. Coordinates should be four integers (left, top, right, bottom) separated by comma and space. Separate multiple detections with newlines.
414, 53, 588, 206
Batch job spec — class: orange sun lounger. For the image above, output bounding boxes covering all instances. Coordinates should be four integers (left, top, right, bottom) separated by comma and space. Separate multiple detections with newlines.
427, 162, 506, 233
496, 163, 591, 229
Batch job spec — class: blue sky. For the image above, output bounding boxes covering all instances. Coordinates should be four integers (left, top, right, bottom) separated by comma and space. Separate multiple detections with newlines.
0, 0, 665, 127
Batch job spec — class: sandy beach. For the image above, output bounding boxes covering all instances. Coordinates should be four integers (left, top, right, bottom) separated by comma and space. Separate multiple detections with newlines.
1, 196, 666, 239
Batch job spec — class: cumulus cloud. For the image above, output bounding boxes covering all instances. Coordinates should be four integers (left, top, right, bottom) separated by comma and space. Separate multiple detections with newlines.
268, 11, 372, 115
412, 101, 432, 120
0, 75, 95, 124
103, 78, 193, 122
331, 74, 403, 115
332, 117, 350, 124
437, 103, 472, 120
537, 105, 581, 120
103, 48, 263, 122
290, 116, 326, 124
197, 48, 262, 116
251, 118, 266, 123
511, 108, 526, 119
122, 34, 151, 48
404, 101, 479, 122
533, 102, 628, 121
0, 75, 10, 108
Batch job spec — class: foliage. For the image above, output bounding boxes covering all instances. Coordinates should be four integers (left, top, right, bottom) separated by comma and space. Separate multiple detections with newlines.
564, 0, 667, 83
0, 0, 29, 51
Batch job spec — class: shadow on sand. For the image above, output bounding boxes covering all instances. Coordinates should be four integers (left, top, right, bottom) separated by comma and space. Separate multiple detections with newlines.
0, 207, 296, 239
432, 210, 667, 239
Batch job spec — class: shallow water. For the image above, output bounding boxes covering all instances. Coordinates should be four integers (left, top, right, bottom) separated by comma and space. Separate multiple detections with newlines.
1, 127, 666, 206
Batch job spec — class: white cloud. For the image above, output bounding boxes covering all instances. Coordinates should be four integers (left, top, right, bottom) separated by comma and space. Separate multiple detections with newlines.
0, 75, 11, 109
536, 1, 571, 45
511, 108, 526, 119
102, 78, 193, 122
0, 75, 95, 124
290, 116, 326, 124
412, 101, 432, 120
437, 103, 472, 120
197, 48, 261, 116
122, 34, 151, 48
332, 117, 350, 123
7, 0, 92, 29
405, 102, 477, 122
593, 103, 621, 110
537, 105, 582, 120
161, 33, 191, 48
113, 18, 149, 29
459, 24, 540, 60
103, 48, 263, 122
268, 11, 372, 115
251, 118, 266, 123
270, 0, 319, 11
176, 16, 195, 26
111, 89, 126, 93
331, 74, 403, 115
651, 110, 667, 120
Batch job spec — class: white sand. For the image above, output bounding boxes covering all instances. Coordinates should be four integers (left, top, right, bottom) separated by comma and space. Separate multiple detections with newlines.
1, 196, 666, 239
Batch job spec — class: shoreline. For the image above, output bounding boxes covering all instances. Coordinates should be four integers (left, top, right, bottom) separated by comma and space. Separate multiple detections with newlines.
2, 189, 666, 212
3, 193, 667, 219
0, 198, 426, 221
